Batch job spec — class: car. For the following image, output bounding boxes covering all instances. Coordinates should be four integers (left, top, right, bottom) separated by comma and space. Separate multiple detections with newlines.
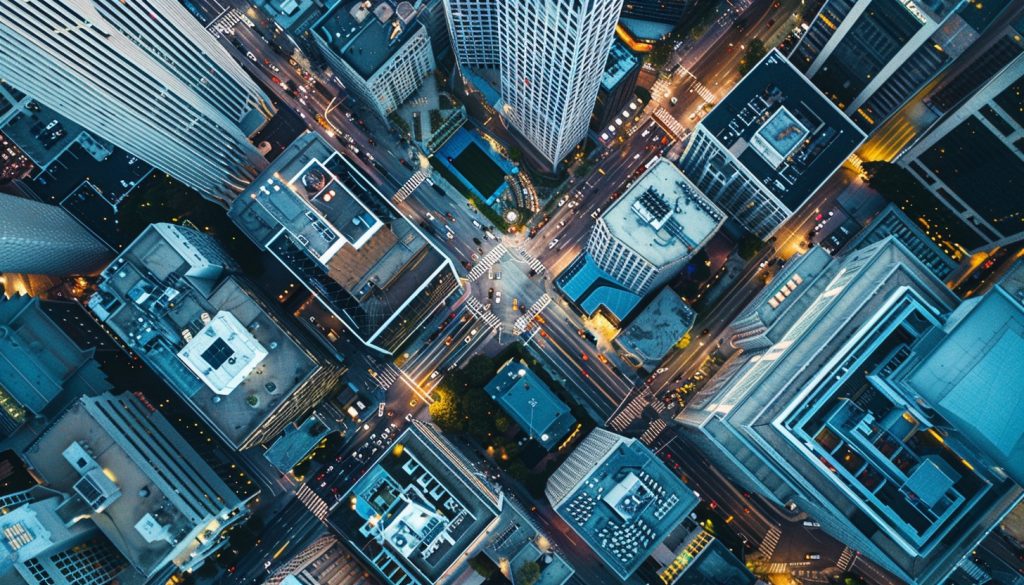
548, 238, 559, 249
633, 153, 641, 160
591, 208, 601, 218
409, 398, 418, 407
269, 64, 280, 72
426, 212, 435, 221
246, 51, 257, 62
315, 472, 325, 481
444, 335, 453, 346
472, 220, 483, 229
805, 553, 821, 560
465, 335, 473, 344
802, 520, 821, 528
640, 129, 650, 138
405, 413, 414, 422
488, 288, 494, 299
430, 370, 439, 379
446, 231, 454, 240
495, 292, 501, 304
670, 96, 678, 105
320, 481, 327, 488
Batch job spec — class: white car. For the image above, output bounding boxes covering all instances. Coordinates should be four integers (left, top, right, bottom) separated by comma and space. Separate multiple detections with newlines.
633, 153, 641, 160
430, 370, 439, 379
548, 238, 559, 250
640, 129, 650, 138
425, 212, 435, 221
269, 64, 280, 72
472, 220, 483, 229
445, 231, 454, 240
591, 208, 601, 219
495, 292, 501, 304
246, 51, 257, 62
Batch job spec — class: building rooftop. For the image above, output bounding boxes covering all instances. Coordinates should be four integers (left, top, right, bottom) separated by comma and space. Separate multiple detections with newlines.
899, 261, 1024, 484
0, 294, 112, 430
556, 253, 642, 321
700, 50, 865, 210
89, 223, 324, 449
314, 0, 424, 79
600, 159, 724, 268
601, 42, 639, 91
331, 421, 501, 584
550, 431, 698, 580
671, 538, 757, 585
615, 288, 695, 369
264, 413, 333, 473
229, 133, 457, 352
485, 360, 575, 450
23, 394, 242, 578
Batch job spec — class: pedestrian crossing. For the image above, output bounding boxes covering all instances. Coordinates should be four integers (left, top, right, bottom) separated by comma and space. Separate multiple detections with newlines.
654, 108, 688, 142
608, 392, 649, 431
372, 362, 401, 391
676, 67, 716, 103
639, 418, 667, 446
512, 294, 551, 334
465, 297, 501, 329
208, 8, 243, 34
467, 243, 507, 280
296, 484, 330, 521
836, 546, 855, 572
392, 170, 428, 203
519, 248, 546, 275
650, 397, 668, 414
757, 526, 782, 560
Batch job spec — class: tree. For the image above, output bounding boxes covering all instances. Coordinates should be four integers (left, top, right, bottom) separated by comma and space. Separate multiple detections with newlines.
428, 387, 464, 432
508, 147, 523, 162
737, 233, 764, 260
647, 42, 673, 68
292, 458, 312, 479
738, 39, 767, 76
634, 86, 653, 105
467, 553, 497, 578
675, 332, 692, 350
516, 561, 541, 585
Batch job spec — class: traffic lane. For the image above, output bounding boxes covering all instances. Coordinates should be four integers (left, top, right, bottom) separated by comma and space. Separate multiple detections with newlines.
540, 305, 633, 398
525, 324, 617, 420
226, 498, 320, 585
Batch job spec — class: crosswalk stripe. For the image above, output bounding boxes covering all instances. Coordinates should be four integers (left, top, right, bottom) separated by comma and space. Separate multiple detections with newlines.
392, 170, 428, 203
468, 243, 507, 280
296, 484, 330, 521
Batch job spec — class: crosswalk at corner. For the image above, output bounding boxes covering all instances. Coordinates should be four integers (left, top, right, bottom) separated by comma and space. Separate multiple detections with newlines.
639, 418, 667, 445
371, 362, 401, 391
296, 484, 330, 521
465, 297, 501, 329
836, 546, 855, 571
654, 108, 688, 142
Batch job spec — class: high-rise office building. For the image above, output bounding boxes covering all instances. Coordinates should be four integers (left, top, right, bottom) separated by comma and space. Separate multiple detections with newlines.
0, 294, 112, 439
17, 392, 252, 583
332, 420, 573, 585
444, 0, 623, 170
790, 0, 1002, 132
899, 51, 1024, 251
680, 50, 865, 239
89, 223, 343, 450
229, 133, 461, 355
591, 41, 642, 133
443, 0, 500, 69
498, 0, 624, 169
0, 193, 110, 276
546, 428, 699, 581
314, 0, 436, 120
0, 0, 274, 203
620, 0, 688, 27
588, 158, 724, 295
675, 237, 1024, 584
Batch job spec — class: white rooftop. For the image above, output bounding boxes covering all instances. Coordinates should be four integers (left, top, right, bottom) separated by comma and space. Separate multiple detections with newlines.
601, 158, 724, 268
177, 311, 268, 395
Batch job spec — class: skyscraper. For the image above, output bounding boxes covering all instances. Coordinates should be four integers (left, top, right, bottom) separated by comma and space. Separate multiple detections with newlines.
899, 51, 1024, 251
587, 158, 723, 295
18, 391, 252, 583
0, 193, 110, 276
314, 0, 436, 120
444, 0, 623, 170
789, 0, 1001, 132
89, 223, 343, 450
498, 0, 624, 169
443, 0, 500, 69
675, 237, 1024, 584
680, 50, 864, 238
229, 133, 461, 355
0, 0, 274, 203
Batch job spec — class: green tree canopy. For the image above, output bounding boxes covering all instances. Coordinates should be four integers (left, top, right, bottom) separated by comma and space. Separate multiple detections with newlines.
738, 39, 767, 75
516, 561, 541, 585
738, 233, 765, 260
